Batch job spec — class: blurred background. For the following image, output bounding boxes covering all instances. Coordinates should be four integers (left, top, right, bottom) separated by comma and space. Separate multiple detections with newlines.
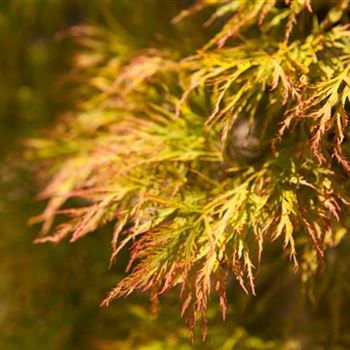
1, 1, 350, 349
0, 1, 193, 349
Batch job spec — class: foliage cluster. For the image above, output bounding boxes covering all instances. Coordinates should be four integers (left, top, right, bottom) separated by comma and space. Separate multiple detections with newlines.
30, 0, 350, 346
